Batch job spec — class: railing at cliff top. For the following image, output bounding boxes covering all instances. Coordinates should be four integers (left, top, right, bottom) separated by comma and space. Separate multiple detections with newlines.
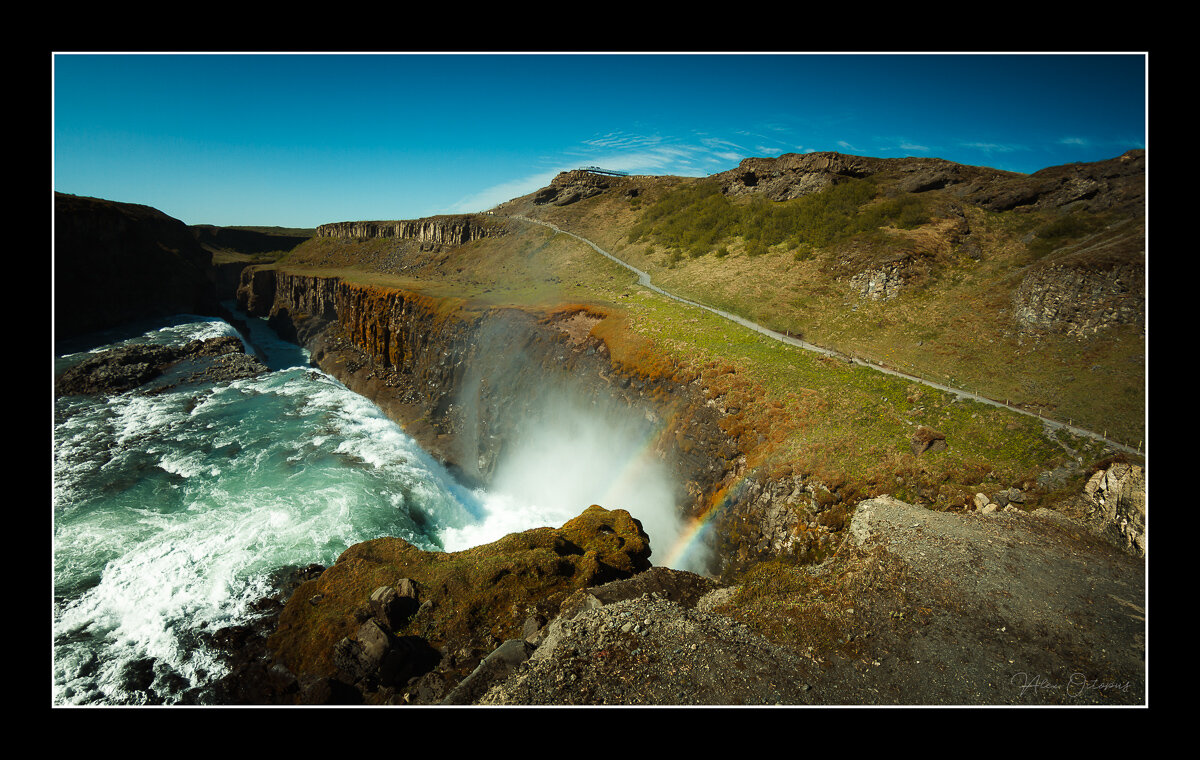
579, 166, 629, 177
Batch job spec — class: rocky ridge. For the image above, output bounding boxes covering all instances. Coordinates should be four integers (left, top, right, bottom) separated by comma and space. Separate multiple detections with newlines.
707, 150, 1146, 336
211, 478, 1144, 706
711, 149, 1145, 215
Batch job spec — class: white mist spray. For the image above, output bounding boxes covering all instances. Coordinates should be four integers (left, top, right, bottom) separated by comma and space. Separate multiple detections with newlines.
439, 385, 706, 571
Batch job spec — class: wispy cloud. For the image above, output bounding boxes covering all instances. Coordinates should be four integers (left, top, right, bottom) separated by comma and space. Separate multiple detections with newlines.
959, 141, 1026, 154
445, 169, 562, 213
870, 137, 932, 156
569, 130, 758, 176
450, 128, 781, 212
1057, 136, 1089, 146
581, 131, 665, 151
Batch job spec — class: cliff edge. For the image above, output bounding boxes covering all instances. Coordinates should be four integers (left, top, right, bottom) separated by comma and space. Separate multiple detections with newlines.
54, 193, 224, 344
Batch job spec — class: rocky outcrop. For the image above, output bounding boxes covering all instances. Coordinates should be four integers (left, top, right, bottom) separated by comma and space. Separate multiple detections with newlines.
849, 261, 909, 300
1012, 244, 1144, 336
1080, 461, 1146, 557
54, 193, 224, 342
314, 215, 499, 248
258, 505, 653, 704
715, 152, 884, 200
55, 335, 266, 397
533, 170, 612, 206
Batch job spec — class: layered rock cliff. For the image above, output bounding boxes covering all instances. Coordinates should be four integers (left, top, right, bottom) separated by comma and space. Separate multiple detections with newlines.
315, 214, 501, 248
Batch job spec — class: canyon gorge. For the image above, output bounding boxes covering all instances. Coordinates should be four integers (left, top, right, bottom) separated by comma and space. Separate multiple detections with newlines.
52, 149, 1147, 705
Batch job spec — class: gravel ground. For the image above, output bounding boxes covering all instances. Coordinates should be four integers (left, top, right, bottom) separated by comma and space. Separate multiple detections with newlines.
478, 497, 1146, 707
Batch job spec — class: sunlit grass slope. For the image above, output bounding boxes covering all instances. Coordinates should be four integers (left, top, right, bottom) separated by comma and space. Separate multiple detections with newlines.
500, 173, 1144, 449
273, 196, 1120, 513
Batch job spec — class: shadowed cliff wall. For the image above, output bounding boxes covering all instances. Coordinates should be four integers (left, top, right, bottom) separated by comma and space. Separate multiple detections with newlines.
54, 193, 223, 343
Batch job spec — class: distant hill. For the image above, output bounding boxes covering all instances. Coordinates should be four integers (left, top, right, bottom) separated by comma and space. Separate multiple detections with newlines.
190, 224, 314, 257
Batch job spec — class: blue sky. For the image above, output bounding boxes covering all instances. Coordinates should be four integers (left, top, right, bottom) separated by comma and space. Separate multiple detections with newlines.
52, 52, 1147, 229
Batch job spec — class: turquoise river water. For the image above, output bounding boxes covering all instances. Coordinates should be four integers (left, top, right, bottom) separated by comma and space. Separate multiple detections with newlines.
52, 310, 696, 705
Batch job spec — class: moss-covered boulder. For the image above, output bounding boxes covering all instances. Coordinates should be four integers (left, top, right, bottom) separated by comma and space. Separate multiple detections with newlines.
267, 505, 652, 686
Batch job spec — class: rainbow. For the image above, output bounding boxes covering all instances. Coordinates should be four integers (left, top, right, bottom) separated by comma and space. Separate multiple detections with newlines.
588, 407, 752, 574
658, 472, 751, 571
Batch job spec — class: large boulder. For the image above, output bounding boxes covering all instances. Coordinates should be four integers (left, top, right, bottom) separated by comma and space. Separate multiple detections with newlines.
266, 505, 653, 699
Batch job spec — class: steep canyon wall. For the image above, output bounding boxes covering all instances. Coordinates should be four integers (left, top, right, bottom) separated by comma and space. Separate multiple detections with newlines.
236, 266, 749, 571
55, 193, 224, 343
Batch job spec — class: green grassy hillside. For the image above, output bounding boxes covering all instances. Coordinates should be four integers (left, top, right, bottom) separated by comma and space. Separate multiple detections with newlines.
274, 152, 1143, 514
489, 156, 1145, 449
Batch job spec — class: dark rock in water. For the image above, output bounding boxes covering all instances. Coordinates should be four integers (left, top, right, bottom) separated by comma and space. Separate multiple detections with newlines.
56, 335, 267, 397
121, 657, 157, 693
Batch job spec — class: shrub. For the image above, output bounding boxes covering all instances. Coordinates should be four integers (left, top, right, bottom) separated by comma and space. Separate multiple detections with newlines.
629, 177, 888, 257
1026, 212, 1106, 258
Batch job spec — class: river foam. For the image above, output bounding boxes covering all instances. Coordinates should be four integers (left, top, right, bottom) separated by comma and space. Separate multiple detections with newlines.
52, 312, 702, 705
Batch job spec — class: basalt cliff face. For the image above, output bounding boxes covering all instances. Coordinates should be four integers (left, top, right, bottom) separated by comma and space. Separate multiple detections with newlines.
315, 214, 501, 249
54, 193, 225, 343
